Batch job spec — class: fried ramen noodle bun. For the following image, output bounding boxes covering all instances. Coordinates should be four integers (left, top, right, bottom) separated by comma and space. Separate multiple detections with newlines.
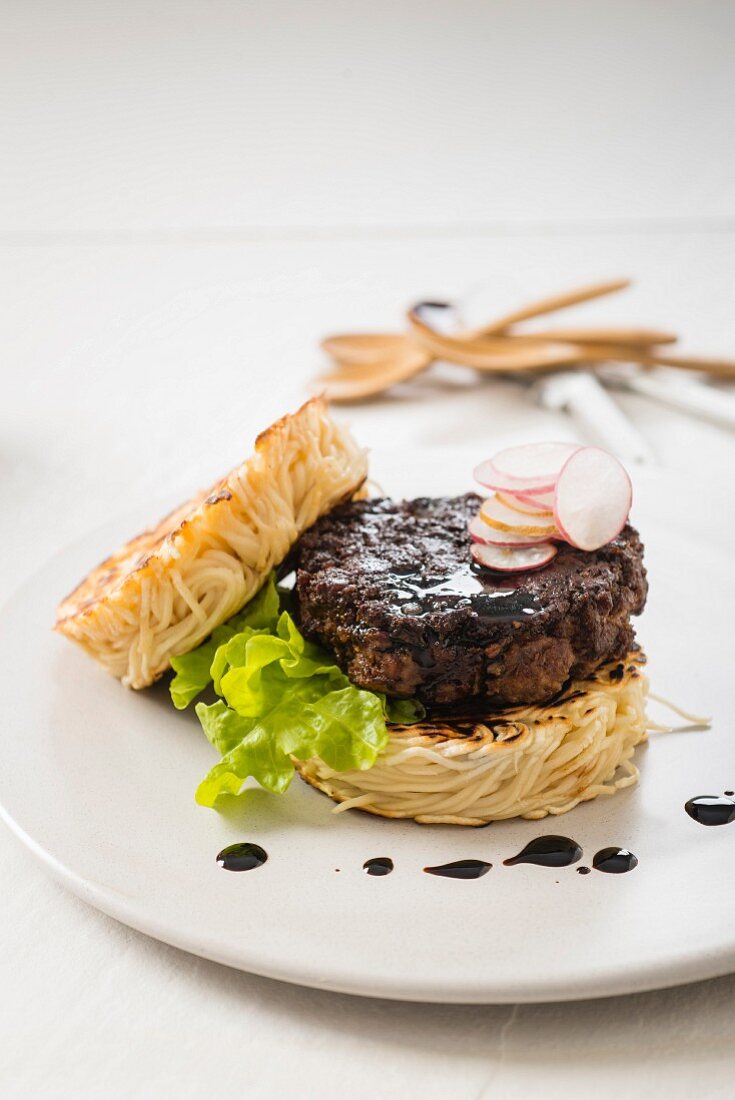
296, 653, 649, 825
55, 398, 367, 689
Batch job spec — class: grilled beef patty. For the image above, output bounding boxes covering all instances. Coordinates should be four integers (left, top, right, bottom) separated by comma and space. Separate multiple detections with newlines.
294, 494, 647, 708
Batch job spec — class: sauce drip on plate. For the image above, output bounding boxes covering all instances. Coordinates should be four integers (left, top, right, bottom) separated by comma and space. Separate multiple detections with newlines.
592, 847, 638, 874
363, 857, 394, 876
423, 859, 492, 879
503, 835, 582, 868
216, 842, 268, 872
685, 795, 735, 826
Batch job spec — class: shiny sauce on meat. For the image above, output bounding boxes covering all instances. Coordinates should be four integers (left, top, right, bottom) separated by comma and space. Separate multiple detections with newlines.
388, 564, 542, 622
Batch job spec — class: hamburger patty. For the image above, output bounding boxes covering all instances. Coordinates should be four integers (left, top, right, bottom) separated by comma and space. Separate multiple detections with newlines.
293, 494, 647, 708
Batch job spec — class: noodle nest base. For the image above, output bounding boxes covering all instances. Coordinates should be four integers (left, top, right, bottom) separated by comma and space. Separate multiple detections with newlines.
296, 652, 649, 826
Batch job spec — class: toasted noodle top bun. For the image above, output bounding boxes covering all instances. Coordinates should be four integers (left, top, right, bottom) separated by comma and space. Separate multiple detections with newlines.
296, 652, 649, 826
55, 398, 367, 688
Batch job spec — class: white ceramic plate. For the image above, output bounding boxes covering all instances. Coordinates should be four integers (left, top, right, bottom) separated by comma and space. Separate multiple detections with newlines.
1, 452, 733, 1004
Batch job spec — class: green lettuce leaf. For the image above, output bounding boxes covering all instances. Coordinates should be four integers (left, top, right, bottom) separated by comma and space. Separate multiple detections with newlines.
169, 575, 280, 708
383, 696, 426, 725
169, 574, 423, 808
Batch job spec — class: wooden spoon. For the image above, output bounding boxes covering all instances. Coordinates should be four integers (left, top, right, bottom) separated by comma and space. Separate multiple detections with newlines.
322, 280, 638, 372
544, 342, 735, 379
407, 312, 573, 371
316, 275, 735, 402
320, 333, 408, 366
317, 341, 432, 401
407, 309, 735, 378
465, 278, 631, 338
498, 326, 678, 347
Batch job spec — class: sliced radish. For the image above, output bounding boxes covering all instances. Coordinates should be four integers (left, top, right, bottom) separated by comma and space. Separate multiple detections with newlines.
468, 515, 552, 548
511, 488, 556, 510
491, 441, 580, 481
497, 491, 554, 517
474, 442, 580, 496
474, 459, 556, 496
471, 541, 557, 573
553, 447, 632, 551
480, 495, 559, 537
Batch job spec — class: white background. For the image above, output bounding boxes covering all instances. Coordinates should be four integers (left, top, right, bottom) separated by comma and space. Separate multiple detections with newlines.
2, 2, 735, 1096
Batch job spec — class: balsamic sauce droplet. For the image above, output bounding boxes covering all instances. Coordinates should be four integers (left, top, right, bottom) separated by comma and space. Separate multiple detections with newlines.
423, 859, 492, 879
503, 835, 582, 868
577, 866, 591, 875
216, 842, 268, 872
725, 791, 734, 797
685, 795, 735, 827
592, 847, 638, 874
363, 857, 394, 877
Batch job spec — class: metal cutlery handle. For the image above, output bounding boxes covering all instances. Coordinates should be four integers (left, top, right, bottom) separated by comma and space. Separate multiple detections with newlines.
534, 370, 655, 465
619, 371, 735, 431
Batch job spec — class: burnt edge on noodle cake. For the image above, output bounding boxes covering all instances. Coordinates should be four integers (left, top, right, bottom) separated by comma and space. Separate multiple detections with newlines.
295, 651, 649, 826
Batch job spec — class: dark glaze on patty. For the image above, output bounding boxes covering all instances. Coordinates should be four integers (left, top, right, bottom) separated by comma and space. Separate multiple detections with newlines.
294, 494, 647, 708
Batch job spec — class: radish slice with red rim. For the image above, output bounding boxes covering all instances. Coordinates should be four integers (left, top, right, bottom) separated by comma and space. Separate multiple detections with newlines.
471, 541, 558, 573
497, 491, 554, 517
511, 488, 556, 510
473, 459, 556, 496
475, 442, 580, 496
480, 495, 559, 537
491, 441, 580, 481
553, 447, 632, 551
468, 515, 552, 547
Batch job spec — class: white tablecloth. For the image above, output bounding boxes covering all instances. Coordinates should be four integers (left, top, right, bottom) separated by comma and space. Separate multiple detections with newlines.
3, 3, 735, 1096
